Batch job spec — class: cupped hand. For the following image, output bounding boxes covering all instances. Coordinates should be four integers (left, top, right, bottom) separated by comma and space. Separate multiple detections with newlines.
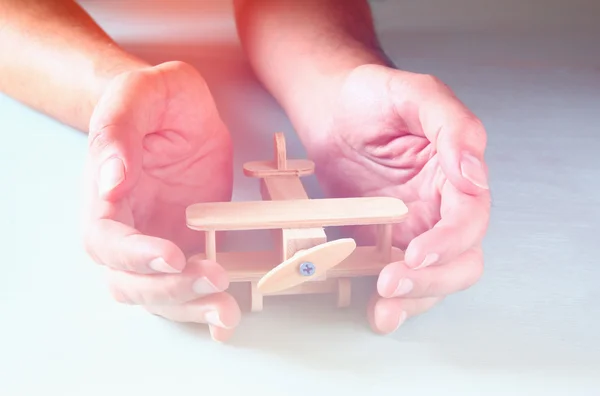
304, 64, 491, 334
81, 61, 240, 341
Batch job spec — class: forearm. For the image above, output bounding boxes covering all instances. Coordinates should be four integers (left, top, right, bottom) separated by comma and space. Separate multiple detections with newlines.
234, 0, 392, 130
0, 0, 149, 132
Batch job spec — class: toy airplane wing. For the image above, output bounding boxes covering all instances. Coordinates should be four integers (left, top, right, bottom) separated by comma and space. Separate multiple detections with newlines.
186, 196, 408, 231
186, 132, 409, 312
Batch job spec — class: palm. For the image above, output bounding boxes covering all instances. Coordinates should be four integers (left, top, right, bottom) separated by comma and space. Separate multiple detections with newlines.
128, 127, 232, 255
307, 66, 445, 249
92, 62, 233, 255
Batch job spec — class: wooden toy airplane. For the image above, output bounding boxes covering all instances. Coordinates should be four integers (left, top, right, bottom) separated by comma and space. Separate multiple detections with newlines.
185, 133, 408, 312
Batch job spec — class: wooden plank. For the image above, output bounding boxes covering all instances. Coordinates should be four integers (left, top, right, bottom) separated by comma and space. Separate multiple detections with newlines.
186, 197, 408, 231
274, 132, 287, 170
336, 278, 352, 307
256, 238, 357, 294
187, 245, 405, 282
265, 278, 338, 296
243, 159, 315, 178
260, 175, 328, 261
377, 224, 392, 263
262, 175, 309, 200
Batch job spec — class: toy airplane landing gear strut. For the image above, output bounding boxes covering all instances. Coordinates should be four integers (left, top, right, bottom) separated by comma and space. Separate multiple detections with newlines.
185, 132, 408, 313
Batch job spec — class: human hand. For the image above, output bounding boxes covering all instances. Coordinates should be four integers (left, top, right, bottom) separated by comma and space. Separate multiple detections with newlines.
81, 61, 240, 341
301, 64, 491, 334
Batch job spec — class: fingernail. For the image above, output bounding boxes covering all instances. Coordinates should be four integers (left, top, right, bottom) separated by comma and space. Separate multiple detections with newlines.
391, 278, 413, 296
149, 257, 180, 273
392, 311, 408, 332
414, 253, 439, 269
460, 153, 489, 189
204, 310, 228, 328
193, 277, 221, 295
99, 157, 125, 195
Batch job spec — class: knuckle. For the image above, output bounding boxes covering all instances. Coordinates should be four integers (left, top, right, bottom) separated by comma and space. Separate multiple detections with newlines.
161, 60, 209, 91
119, 254, 142, 274
87, 124, 132, 159
147, 274, 188, 305
475, 213, 491, 241
162, 283, 184, 304
164, 60, 193, 73
220, 291, 241, 308
421, 279, 437, 297
463, 114, 485, 130
82, 235, 96, 261
412, 73, 446, 92
82, 229, 103, 266
465, 250, 485, 288
473, 250, 485, 276
107, 281, 131, 304
456, 116, 488, 150
174, 61, 202, 80
88, 128, 114, 153
463, 116, 487, 138
415, 271, 440, 297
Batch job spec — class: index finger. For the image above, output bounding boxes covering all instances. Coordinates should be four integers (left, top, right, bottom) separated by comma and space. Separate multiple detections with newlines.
403, 179, 491, 269
83, 217, 187, 274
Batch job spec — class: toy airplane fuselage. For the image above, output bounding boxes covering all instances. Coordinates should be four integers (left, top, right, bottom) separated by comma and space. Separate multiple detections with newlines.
185, 133, 408, 312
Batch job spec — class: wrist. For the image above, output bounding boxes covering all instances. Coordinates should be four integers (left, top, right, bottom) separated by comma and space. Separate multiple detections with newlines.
234, 0, 395, 144
0, 0, 152, 133
87, 48, 151, 118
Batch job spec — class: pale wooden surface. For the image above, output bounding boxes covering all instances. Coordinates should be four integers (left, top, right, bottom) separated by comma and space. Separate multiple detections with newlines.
261, 176, 328, 261
274, 132, 287, 170
242, 159, 315, 177
256, 238, 357, 293
188, 245, 406, 281
336, 278, 352, 307
186, 197, 409, 231
266, 278, 338, 297
254, 142, 331, 304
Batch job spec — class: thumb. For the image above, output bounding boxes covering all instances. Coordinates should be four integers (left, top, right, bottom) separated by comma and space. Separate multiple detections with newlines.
86, 68, 150, 201
87, 123, 142, 201
87, 70, 146, 201
421, 93, 489, 195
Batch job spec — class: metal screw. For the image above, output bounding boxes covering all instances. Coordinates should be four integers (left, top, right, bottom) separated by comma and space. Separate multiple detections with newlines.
299, 261, 316, 276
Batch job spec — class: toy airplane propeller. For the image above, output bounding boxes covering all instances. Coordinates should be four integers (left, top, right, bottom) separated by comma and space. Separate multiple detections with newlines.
185, 133, 408, 312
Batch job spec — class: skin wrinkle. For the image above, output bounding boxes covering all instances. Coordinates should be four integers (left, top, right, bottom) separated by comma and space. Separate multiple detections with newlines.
146, 155, 210, 189
2, 0, 491, 336
235, 0, 394, 130
366, 135, 429, 167
118, 199, 139, 230
329, 115, 427, 189
88, 122, 139, 154
156, 66, 172, 132
142, 131, 194, 167
329, 67, 428, 183
430, 160, 447, 196
347, 134, 429, 186
133, 131, 231, 238
129, 196, 155, 236
219, 1, 487, 333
